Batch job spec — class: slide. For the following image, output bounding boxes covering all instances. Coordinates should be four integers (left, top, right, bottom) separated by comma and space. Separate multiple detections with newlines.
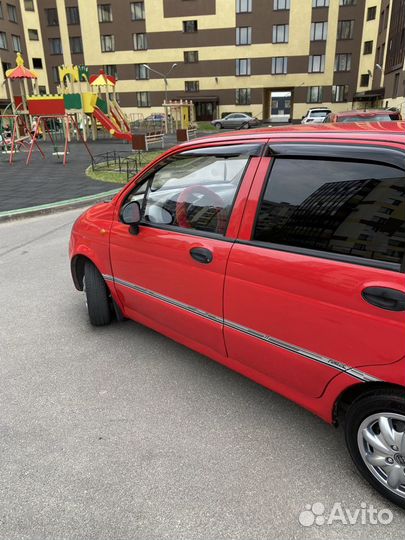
92, 106, 131, 141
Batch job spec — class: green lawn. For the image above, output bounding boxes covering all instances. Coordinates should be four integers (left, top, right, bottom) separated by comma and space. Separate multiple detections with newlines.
86, 151, 162, 184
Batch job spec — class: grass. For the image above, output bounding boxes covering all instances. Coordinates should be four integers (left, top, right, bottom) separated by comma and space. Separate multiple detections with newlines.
196, 121, 217, 131
85, 151, 162, 184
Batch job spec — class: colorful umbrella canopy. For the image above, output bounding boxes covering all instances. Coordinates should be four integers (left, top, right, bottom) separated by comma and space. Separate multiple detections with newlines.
6, 53, 38, 79
89, 70, 116, 87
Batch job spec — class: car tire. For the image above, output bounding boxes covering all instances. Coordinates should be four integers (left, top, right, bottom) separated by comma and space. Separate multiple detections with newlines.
84, 262, 112, 326
344, 389, 405, 509
214, 122, 222, 129
243, 122, 251, 129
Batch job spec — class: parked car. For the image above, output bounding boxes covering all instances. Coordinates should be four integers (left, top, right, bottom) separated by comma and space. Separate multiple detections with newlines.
70, 123, 405, 508
301, 107, 332, 124
211, 113, 260, 129
324, 109, 402, 123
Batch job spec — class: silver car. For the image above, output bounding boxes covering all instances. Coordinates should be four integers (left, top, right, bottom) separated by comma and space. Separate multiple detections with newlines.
211, 113, 260, 129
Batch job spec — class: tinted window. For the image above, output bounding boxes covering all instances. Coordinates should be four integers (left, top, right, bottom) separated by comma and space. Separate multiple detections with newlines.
127, 153, 250, 235
254, 158, 405, 265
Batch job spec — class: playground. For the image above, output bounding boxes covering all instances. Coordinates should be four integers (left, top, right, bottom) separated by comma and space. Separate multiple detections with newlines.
0, 53, 198, 168
0, 54, 207, 219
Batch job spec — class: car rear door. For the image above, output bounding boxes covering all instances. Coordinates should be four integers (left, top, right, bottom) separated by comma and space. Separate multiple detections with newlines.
108, 142, 264, 358
223, 142, 405, 398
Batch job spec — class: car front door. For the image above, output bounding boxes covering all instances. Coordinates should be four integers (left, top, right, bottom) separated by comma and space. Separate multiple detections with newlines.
223, 144, 405, 398
108, 143, 263, 358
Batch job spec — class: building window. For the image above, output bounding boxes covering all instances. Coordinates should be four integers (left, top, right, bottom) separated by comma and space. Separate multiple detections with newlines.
236, 0, 252, 13
185, 80, 199, 92
236, 58, 251, 75
360, 73, 370, 87
310, 21, 328, 40
136, 91, 150, 107
104, 64, 117, 78
46, 8, 58, 26
367, 6, 376, 20
183, 20, 197, 33
236, 26, 252, 45
236, 88, 251, 105
337, 20, 354, 39
133, 32, 147, 50
273, 24, 289, 43
101, 34, 114, 52
307, 86, 323, 103
66, 6, 80, 25
98, 4, 112, 23
308, 54, 325, 72
332, 84, 348, 102
340, 0, 356, 5
52, 66, 59, 83
131, 2, 145, 20
70, 36, 83, 54
32, 57, 42, 69
273, 0, 290, 10
7, 3, 17, 22
135, 63, 149, 79
11, 34, 21, 52
334, 53, 351, 71
271, 56, 288, 74
28, 28, 39, 41
24, 0, 34, 11
0, 3, 3, 18
312, 0, 329, 6
0, 31, 8, 49
49, 37, 62, 54
184, 50, 198, 63
363, 40, 373, 54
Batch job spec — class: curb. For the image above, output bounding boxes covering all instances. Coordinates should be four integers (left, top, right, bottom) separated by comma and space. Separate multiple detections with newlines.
0, 188, 121, 223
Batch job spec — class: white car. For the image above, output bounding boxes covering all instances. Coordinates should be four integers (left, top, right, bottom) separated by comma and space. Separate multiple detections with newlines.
301, 108, 332, 124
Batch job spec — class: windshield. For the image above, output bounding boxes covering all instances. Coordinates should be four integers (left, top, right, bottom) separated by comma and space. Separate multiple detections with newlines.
338, 114, 398, 122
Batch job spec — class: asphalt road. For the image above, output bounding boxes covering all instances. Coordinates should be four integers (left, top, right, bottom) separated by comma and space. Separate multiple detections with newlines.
1, 209, 405, 540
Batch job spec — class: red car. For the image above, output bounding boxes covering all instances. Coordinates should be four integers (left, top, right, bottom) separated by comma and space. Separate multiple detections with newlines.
324, 109, 402, 123
70, 123, 405, 508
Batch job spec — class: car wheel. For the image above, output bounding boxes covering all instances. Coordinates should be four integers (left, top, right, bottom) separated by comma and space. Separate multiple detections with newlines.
345, 390, 405, 509
243, 122, 251, 129
84, 262, 112, 326
214, 122, 222, 129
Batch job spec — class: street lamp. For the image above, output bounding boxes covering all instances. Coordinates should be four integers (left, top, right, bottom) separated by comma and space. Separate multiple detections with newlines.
142, 63, 178, 104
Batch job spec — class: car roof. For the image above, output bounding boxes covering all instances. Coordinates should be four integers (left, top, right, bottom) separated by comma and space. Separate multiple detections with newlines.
333, 109, 399, 117
178, 122, 405, 148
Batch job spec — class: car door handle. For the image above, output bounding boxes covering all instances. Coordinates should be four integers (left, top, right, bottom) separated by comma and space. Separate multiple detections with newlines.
362, 287, 405, 312
190, 247, 213, 264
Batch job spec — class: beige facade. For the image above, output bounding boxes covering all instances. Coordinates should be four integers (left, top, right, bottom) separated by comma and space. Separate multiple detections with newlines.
1, 0, 404, 120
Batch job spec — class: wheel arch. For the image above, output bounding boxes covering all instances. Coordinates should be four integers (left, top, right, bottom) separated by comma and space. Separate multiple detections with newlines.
334, 381, 405, 425
71, 254, 97, 291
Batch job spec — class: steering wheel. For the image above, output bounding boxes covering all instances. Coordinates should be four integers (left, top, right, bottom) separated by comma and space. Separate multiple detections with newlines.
175, 185, 227, 233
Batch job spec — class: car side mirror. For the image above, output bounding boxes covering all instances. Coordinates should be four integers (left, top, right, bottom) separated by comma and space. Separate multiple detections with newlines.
121, 200, 141, 235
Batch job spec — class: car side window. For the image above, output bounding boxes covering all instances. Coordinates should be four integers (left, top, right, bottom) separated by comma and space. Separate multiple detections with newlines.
126, 151, 250, 235
253, 158, 405, 266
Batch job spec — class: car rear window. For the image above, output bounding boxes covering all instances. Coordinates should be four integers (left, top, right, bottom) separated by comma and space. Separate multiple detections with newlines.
339, 114, 398, 122
254, 158, 405, 267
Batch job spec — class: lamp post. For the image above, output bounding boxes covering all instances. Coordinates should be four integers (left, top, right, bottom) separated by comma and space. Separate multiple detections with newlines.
142, 63, 178, 104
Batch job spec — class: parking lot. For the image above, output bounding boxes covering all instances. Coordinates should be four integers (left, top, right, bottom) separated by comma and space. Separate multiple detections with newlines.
1, 208, 404, 540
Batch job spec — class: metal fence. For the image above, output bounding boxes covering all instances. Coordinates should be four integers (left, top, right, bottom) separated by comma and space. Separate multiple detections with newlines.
91, 150, 146, 181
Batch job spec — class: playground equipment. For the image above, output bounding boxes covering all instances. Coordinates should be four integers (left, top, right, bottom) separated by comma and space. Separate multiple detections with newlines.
1, 55, 134, 164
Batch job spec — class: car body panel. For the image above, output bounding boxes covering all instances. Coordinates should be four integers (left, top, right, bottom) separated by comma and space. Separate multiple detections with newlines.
70, 123, 405, 424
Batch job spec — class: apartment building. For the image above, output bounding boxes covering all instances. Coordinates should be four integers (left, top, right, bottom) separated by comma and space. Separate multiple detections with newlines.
0, 0, 404, 121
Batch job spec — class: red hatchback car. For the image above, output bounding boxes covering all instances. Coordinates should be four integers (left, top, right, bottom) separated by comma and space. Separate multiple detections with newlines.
70, 123, 405, 507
